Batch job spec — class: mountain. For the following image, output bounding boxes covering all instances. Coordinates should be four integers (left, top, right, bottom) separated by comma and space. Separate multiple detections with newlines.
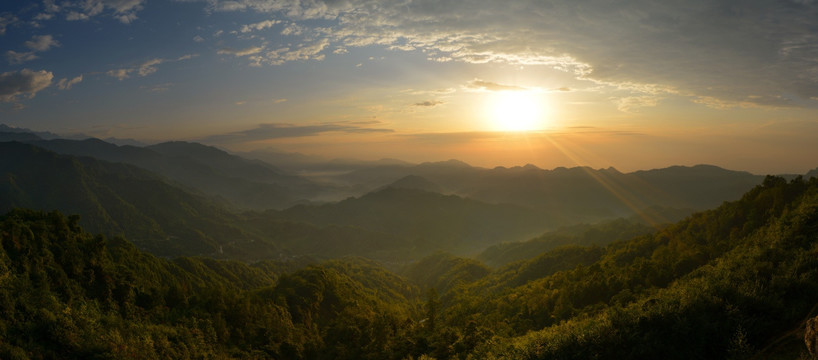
0, 131, 42, 142
268, 187, 551, 255
0, 141, 275, 258
238, 147, 414, 173
381, 175, 443, 193
0, 141, 431, 261
477, 218, 657, 267
0, 124, 64, 140
27, 138, 323, 210
0, 209, 419, 358
2, 175, 817, 358
335, 162, 766, 223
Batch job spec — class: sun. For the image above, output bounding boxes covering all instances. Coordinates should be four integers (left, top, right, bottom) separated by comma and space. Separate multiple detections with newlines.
489, 91, 545, 132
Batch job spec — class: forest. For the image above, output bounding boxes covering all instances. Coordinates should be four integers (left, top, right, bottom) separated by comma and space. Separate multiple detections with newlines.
1, 174, 817, 359
3, 0, 818, 357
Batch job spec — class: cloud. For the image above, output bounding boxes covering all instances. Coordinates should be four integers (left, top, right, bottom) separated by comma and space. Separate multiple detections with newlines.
403, 88, 457, 96
107, 55, 196, 80
6, 51, 38, 65
0, 69, 53, 102
106, 68, 130, 80
6, 35, 60, 64
200, 122, 394, 144
66, 11, 90, 21
57, 75, 83, 90
32, 0, 61, 22
0, 14, 18, 35
398, 131, 511, 145
64, 0, 145, 23
466, 79, 526, 92
413, 100, 444, 107
137, 58, 163, 76
144, 83, 173, 92
198, 0, 818, 107
193, 35, 204, 42
281, 23, 304, 36
33, 13, 54, 21
613, 96, 663, 112
25, 35, 59, 51
253, 38, 329, 65
217, 46, 264, 57
240, 19, 280, 32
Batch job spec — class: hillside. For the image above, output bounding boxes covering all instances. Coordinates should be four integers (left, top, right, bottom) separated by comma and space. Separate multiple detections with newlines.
0, 142, 272, 258
268, 187, 551, 255
477, 218, 657, 267
335, 162, 765, 223
27, 138, 323, 210
0, 209, 420, 359
449, 176, 818, 358
0, 176, 817, 358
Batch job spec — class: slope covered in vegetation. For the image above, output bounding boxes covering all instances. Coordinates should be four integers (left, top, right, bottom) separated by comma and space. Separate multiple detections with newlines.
0, 209, 421, 359
1, 175, 817, 359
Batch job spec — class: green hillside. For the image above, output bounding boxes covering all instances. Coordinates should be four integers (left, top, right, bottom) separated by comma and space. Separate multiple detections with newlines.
0, 142, 272, 258
269, 187, 551, 255
1, 175, 817, 358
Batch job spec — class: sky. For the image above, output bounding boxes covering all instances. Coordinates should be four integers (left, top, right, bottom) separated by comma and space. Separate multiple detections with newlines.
1, 0, 818, 174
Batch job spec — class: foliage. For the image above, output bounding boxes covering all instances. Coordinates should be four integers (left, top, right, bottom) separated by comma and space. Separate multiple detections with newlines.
478, 218, 655, 266
1, 172, 817, 359
0, 209, 420, 359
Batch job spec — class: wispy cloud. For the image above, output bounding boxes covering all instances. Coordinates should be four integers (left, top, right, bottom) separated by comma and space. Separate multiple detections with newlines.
0, 69, 53, 102
466, 79, 526, 92
240, 19, 280, 33
217, 46, 265, 57
6, 51, 38, 65
57, 75, 83, 90
614, 95, 663, 113
0, 14, 17, 35
413, 100, 445, 107
246, 38, 330, 66
107, 54, 197, 80
200, 122, 394, 144
200, 0, 818, 107
63, 0, 146, 24
6, 35, 60, 65
25, 35, 59, 51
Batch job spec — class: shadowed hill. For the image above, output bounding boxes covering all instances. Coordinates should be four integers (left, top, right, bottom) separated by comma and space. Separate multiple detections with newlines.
1, 175, 818, 358
268, 187, 551, 256
477, 218, 657, 267
335, 162, 766, 224
381, 175, 444, 193
0, 142, 274, 258
27, 138, 322, 210
0, 209, 420, 358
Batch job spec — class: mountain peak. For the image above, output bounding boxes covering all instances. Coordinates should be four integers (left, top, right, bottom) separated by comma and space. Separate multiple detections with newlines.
384, 175, 443, 193
419, 159, 473, 168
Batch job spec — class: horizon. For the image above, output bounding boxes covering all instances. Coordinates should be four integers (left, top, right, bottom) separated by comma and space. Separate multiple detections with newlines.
2, 1, 818, 174
3, 121, 812, 176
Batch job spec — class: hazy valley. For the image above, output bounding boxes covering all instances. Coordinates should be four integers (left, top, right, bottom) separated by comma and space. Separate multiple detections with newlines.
1, 126, 818, 359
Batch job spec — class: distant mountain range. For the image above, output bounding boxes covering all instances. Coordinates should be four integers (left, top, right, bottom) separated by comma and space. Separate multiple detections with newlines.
0, 133, 327, 210
330, 160, 766, 224
268, 186, 550, 255
3, 124, 818, 358
0, 141, 270, 258
3, 124, 815, 261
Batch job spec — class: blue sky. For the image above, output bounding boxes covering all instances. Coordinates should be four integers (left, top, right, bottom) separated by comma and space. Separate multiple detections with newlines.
2, 0, 818, 173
